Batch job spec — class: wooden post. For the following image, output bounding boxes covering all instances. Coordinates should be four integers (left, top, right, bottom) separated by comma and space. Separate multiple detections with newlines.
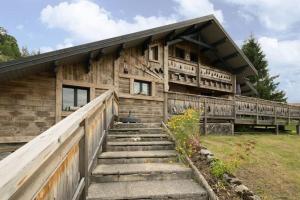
163, 93, 168, 122
203, 100, 207, 135
163, 44, 169, 122
55, 64, 63, 123
256, 100, 259, 125
275, 124, 279, 135
103, 98, 108, 152
79, 119, 89, 200
296, 124, 300, 135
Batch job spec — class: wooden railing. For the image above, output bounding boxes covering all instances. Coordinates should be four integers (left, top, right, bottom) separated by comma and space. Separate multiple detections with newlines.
167, 92, 300, 125
0, 89, 118, 200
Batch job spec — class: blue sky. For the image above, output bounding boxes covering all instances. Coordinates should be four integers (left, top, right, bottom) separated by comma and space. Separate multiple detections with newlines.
1, 0, 300, 102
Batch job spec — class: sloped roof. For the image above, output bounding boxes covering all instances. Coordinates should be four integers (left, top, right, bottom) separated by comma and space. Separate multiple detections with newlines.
0, 15, 257, 93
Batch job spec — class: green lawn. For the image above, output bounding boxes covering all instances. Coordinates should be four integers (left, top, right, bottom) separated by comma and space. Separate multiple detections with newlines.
201, 134, 300, 200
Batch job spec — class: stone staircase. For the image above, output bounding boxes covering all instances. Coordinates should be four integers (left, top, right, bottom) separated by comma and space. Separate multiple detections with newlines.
87, 123, 208, 200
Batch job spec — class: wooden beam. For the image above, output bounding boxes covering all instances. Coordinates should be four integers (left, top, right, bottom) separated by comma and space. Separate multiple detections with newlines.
142, 36, 152, 55
212, 52, 238, 65
202, 37, 227, 52
165, 30, 176, 44
116, 44, 124, 59
233, 64, 249, 74
167, 38, 183, 46
181, 36, 213, 49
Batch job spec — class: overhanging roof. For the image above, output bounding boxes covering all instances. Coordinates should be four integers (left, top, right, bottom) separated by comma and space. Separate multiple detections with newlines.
0, 15, 257, 93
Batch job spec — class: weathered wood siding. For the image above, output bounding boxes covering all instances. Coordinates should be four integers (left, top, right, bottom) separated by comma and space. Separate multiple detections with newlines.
0, 71, 56, 142
117, 44, 164, 122
119, 98, 163, 123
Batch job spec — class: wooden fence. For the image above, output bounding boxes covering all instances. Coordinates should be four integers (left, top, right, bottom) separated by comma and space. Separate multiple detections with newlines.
0, 89, 118, 200
167, 92, 300, 126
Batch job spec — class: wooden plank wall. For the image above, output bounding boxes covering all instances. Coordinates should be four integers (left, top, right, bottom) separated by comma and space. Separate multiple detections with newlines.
117, 43, 165, 123
0, 71, 56, 144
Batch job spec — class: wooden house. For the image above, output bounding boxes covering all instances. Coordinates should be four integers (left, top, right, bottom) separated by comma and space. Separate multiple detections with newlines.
0, 15, 299, 147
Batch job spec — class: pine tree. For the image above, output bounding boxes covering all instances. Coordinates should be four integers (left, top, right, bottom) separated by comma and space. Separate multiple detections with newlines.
242, 35, 287, 102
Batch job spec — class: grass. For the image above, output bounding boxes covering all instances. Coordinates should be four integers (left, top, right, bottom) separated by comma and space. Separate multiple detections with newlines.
201, 133, 300, 200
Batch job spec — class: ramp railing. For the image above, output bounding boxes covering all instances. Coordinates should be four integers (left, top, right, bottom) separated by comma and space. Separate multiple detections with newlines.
0, 89, 118, 200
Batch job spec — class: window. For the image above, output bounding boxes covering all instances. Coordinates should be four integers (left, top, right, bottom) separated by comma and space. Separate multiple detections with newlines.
175, 47, 185, 59
133, 80, 151, 96
150, 45, 159, 61
62, 86, 89, 111
190, 52, 198, 63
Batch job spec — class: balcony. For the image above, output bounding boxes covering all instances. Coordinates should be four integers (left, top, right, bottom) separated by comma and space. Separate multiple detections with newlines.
168, 57, 234, 93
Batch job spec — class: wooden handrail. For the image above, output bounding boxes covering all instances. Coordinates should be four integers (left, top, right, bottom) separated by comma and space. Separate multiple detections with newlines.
0, 89, 119, 200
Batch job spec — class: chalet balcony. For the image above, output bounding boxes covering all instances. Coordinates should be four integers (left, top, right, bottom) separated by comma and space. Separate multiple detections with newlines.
167, 92, 300, 126
168, 57, 234, 93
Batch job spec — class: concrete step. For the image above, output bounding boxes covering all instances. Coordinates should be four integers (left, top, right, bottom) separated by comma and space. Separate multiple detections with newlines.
109, 128, 163, 135
107, 133, 170, 142
113, 123, 161, 129
106, 141, 174, 151
98, 150, 178, 164
91, 163, 192, 182
87, 179, 208, 200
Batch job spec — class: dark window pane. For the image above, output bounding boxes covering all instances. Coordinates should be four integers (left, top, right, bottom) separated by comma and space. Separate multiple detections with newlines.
190, 52, 198, 63
175, 47, 185, 59
77, 89, 88, 107
62, 87, 75, 111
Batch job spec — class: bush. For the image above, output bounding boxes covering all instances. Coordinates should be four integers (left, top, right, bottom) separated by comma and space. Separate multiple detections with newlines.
167, 109, 200, 156
210, 159, 231, 178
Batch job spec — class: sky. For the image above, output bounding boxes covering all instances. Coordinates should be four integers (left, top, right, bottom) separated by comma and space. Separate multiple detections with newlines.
1, 0, 300, 102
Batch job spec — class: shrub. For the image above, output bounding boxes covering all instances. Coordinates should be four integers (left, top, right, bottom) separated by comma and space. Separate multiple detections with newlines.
210, 159, 231, 178
167, 109, 200, 156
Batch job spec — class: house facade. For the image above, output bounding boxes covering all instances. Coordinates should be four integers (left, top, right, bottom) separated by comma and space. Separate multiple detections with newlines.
0, 15, 299, 146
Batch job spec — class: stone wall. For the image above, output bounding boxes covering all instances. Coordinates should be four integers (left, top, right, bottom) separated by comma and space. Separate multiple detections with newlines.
200, 123, 233, 135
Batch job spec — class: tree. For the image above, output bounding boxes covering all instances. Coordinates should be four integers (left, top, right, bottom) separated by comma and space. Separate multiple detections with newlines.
242, 35, 287, 102
21, 46, 40, 57
0, 27, 21, 62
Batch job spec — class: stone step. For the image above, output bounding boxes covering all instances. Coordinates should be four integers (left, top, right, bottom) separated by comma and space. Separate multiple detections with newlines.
98, 150, 178, 164
106, 141, 174, 151
87, 179, 208, 200
107, 133, 170, 142
91, 163, 192, 182
113, 123, 161, 129
109, 128, 163, 135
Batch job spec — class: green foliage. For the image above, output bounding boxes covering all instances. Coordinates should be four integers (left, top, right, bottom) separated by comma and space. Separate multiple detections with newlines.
242, 35, 287, 102
210, 159, 231, 178
167, 109, 201, 156
0, 27, 21, 62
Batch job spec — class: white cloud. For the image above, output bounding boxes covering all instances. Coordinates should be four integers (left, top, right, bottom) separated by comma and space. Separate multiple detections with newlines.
259, 36, 300, 102
173, 0, 224, 23
40, 0, 224, 45
40, 38, 74, 53
40, 0, 176, 43
224, 0, 300, 31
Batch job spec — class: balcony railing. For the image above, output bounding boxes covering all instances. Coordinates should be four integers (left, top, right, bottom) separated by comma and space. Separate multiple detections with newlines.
168, 57, 234, 93
167, 91, 300, 126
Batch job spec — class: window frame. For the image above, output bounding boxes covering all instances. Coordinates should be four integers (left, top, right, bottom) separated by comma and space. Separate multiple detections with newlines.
149, 44, 159, 62
62, 85, 90, 111
133, 80, 152, 96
